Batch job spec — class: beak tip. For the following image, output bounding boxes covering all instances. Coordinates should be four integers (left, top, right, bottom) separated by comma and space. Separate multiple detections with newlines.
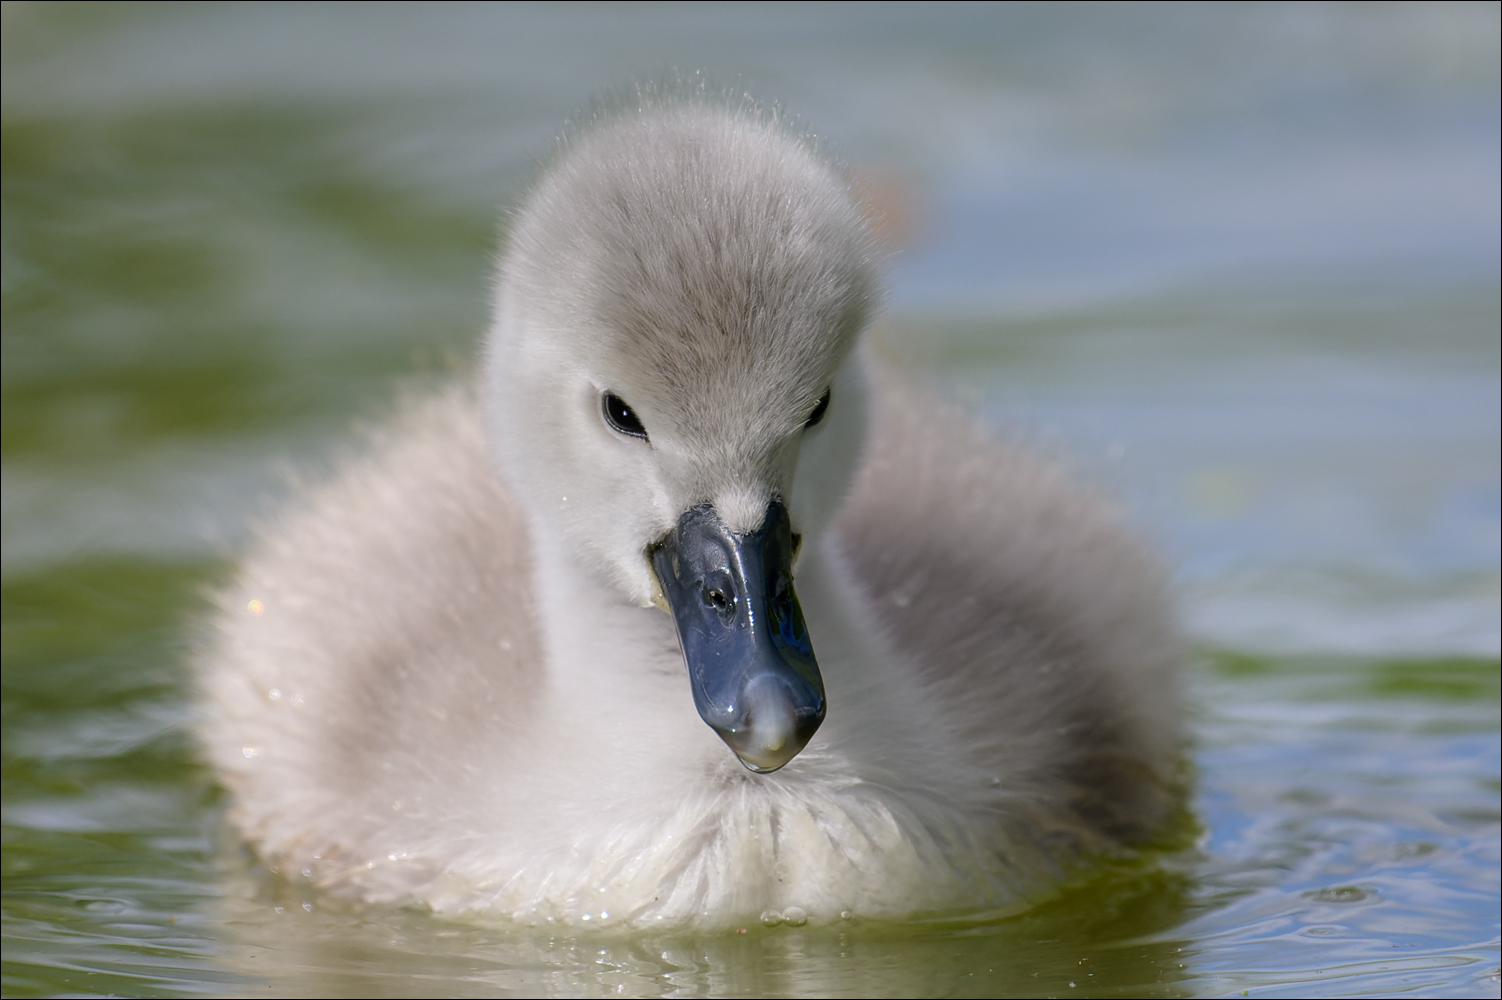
721, 704, 824, 774
732, 746, 797, 775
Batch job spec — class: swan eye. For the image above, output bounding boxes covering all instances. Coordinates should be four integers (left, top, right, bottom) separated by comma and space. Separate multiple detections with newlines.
602, 392, 649, 441
805, 389, 831, 428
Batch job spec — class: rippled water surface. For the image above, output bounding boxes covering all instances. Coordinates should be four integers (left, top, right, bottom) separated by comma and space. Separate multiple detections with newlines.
3, 5, 1498, 997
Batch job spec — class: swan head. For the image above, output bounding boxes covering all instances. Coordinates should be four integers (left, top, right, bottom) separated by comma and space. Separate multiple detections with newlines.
484, 100, 880, 772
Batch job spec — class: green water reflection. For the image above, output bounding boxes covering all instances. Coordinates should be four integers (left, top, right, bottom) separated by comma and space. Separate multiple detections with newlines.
2, 110, 491, 462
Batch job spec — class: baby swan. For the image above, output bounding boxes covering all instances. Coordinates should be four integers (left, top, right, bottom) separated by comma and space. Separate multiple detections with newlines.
199, 98, 1182, 928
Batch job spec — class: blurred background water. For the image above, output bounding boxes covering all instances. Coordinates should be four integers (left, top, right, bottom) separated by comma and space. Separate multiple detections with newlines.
2, 3, 1497, 997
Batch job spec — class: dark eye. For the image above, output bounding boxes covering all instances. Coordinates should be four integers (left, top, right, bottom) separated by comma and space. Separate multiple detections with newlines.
805, 389, 831, 428
602, 392, 649, 441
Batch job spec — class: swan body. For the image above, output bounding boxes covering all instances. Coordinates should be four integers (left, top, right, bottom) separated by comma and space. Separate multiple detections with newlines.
199, 98, 1181, 928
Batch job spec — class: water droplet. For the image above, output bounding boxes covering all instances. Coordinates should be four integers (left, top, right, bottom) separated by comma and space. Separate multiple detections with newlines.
782, 906, 807, 926
760, 909, 783, 926
79, 899, 124, 913
1396, 841, 1437, 859
1305, 886, 1370, 903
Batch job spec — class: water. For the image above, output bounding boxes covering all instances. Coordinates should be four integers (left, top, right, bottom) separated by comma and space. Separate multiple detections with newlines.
3, 4, 1498, 997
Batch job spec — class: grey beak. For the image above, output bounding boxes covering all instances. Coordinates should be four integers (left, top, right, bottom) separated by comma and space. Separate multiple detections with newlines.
651, 499, 825, 773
